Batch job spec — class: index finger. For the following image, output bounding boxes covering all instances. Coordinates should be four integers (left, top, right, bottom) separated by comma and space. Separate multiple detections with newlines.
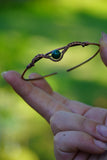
3, 71, 67, 122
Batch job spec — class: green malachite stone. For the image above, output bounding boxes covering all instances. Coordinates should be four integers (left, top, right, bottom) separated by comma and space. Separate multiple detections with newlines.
52, 50, 61, 59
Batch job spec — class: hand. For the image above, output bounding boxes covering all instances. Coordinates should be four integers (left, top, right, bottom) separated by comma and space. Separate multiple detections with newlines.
3, 71, 107, 160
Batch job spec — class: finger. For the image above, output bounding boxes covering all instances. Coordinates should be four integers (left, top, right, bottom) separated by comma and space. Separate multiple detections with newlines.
53, 93, 107, 124
29, 73, 73, 108
84, 108, 107, 140
2, 71, 67, 122
49, 92, 107, 125
54, 131, 105, 154
53, 93, 91, 114
74, 152, 90, 160
29, 73, 53, 94
29, 73, 91, 117
54, 147, 77, 160
29, 73, 91, 115
100, 32, 107, 66
30, 74, 107, 132
50, 111, 107, 141
84, 107, 107, 124
55, 151, 90, 160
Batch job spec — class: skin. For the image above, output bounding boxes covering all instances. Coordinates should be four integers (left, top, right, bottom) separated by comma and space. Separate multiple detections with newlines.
3, 71, 107, 160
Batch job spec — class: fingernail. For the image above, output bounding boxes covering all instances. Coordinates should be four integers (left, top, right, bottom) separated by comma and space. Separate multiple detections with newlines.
1, 71, 7, 78
94, 139, 107, 150
96, 125, 107, 138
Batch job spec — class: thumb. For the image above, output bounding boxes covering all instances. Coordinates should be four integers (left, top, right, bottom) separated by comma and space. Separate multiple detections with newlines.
100, 32, 107, 66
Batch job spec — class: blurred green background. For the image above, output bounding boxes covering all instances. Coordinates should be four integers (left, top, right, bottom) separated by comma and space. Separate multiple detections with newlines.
0, 0, 107, 159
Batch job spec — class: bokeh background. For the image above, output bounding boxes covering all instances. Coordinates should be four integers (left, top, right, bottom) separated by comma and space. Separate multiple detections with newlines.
0, 0, 107, 159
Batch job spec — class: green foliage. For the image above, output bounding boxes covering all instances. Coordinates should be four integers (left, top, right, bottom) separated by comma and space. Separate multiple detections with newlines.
0, 0, 107, 159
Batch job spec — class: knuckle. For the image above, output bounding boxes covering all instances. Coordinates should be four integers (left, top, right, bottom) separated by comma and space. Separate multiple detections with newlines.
54, 132, 65, 145
82, 118, 97, 136
50, 111, 65, 135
